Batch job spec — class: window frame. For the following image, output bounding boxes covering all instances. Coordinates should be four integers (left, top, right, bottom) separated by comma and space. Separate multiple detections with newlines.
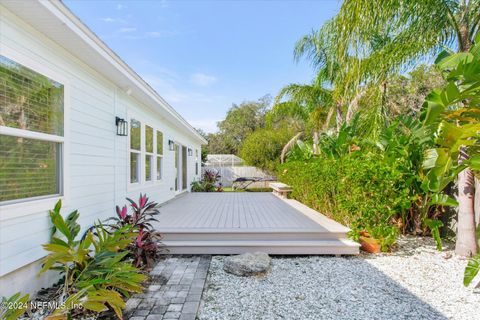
129, 118, 142, 185
127, 112, 165, 190
144, 125, 154, 182
156, 130, 163, 181
0, 45, 70, 221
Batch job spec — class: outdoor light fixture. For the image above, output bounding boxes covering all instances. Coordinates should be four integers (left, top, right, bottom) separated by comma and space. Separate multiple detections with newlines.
188, 148, 193, 156
168, 140, 175, 151
115, 117, 128, 136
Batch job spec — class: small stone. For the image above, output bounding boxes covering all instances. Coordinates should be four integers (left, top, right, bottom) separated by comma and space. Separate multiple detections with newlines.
223, 252, 271, 276
442, 252, 453, 259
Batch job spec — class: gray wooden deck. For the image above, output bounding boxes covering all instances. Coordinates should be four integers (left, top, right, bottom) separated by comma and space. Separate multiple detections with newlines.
155, 192, 359, 255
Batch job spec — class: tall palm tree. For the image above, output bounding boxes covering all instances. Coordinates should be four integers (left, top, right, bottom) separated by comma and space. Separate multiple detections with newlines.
274, 71, 336, 156
332, 0, 480, 256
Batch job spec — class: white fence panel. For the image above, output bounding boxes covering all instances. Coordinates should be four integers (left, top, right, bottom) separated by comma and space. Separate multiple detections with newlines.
202, 166, 275, 187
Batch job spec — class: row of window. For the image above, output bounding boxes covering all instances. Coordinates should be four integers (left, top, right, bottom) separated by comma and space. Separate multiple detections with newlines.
129, 119, 164, 184
0, 53, 201, 205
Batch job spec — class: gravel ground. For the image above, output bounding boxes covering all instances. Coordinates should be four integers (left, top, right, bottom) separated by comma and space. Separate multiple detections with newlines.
198, 236, 480, 320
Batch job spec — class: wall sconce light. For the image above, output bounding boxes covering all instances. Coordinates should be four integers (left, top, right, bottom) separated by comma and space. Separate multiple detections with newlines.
168, 140, 175, 151
188, 148, 193, 156
115, 117, 128, 136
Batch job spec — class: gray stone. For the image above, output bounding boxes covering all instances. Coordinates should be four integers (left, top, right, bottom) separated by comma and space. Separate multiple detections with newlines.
163, 311, 181, 319
223, 252, 271, 276
182, 301, 199, 314
179, 314, 196, 320
151, 305, 168, 315
167, 304, 183, 312
146, 315, 164, 320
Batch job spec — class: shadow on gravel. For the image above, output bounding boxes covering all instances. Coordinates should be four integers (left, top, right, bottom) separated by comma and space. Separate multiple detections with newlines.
200, 256, 449, 320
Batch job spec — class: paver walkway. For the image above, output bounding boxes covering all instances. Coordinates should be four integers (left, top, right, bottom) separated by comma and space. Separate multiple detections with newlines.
125, 255, 211, 320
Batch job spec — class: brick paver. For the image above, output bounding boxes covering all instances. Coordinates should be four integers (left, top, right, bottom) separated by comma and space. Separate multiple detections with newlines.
125, 255, 211, 320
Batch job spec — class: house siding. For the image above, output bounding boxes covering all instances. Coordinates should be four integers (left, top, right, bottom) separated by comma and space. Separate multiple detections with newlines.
0, 5, 202, 296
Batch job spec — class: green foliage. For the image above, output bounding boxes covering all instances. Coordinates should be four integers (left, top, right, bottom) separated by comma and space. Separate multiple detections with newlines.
204, 96, 270, 155
239, 128, 293, 172
464, 254, 480, 287
39, 200, 146, 319
279, 151, 412, 251
422, 42, 480, 192
191, 169, 222, 192
0, 292, 29, 320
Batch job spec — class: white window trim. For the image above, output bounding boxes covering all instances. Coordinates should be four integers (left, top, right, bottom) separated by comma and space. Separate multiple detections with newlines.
0, 44, 70, 221
144, 125, 154, 183
156, 130, 164, 181
128, 118, 142, 186
127, 113, 165, 191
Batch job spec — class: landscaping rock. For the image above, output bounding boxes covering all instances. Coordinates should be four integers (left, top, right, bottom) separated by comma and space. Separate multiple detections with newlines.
223, 252, 271, 276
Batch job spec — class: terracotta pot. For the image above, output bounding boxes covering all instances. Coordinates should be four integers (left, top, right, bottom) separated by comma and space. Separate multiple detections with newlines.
359, 236, 381, 254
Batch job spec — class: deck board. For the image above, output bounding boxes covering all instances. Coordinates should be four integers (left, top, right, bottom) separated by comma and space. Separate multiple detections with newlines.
155, 193, 344, 232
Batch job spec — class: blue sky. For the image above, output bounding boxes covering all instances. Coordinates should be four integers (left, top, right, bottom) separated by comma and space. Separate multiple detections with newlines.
65, 0, 340, 132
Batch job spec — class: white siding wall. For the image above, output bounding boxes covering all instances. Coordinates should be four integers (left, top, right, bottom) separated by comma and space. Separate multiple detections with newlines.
0, 6, 202, 296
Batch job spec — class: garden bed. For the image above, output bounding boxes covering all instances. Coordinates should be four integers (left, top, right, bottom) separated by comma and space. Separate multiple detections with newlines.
199, 236, 479, 320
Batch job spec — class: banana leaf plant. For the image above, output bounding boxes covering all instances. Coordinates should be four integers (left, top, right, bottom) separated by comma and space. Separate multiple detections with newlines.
421, 36, 480, 278
39, 200, 146, 319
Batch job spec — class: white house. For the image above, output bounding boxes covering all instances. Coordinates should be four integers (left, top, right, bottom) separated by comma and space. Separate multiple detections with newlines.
0, 0, 206, 297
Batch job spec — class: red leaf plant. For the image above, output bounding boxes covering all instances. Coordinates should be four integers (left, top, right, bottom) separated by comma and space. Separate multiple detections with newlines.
107, 193, 165, 269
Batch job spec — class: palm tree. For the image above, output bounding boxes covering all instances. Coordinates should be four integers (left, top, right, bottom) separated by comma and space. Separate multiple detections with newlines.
274, 72, 335, 157
331, 0, 480, 256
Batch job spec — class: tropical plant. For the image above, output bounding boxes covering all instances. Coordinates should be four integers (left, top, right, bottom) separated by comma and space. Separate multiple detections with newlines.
464, 254, 480, 287
279, 150, 412, 251
191, 169, 222, 192
422, 39, 480, 256
107, 194, 163, 269
328, 0, 480, 257
39, 200, 146, 319
0, 292, 29, 320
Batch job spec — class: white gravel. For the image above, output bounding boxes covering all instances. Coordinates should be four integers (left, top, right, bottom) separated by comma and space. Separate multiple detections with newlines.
199, 237, 480, 320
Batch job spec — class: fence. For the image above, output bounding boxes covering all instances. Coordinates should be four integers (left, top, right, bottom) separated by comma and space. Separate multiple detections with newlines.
202, 166, 275, 188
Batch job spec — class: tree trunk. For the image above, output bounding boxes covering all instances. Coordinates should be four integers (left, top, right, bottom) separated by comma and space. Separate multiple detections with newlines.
323, 107, 334, 132
312, 131, 319, 155
335, 103, 343, 132
454, 23, 477, 256
456, 149, 478, 256
345, 88, 365, 124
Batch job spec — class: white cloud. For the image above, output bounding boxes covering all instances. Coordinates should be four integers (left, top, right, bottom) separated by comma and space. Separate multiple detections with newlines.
118, 27, 137, 33
190, 73, 217, 87
116, 4, 126, 10
101, 17, 115, 23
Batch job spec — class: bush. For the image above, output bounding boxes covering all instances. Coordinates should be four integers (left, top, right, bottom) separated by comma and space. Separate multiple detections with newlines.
278, 151, 411, 250
107, 194, 163, 269
39, 200, 146, 319
191, 169, 222, 192
239, 128, 293, 172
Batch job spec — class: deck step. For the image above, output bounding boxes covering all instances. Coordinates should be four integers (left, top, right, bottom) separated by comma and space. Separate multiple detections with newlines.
161, 239, 360, 255
160, 230, 349, 241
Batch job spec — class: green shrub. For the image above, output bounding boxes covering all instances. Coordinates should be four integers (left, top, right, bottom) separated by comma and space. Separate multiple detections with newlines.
39, 200, 146, 319
278, 151, 411, 250
239, 128, 293, 172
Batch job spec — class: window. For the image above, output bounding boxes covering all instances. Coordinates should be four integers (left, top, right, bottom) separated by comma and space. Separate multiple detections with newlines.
156, 130, 163, 180
145, 125, 153, 181
130, 119, 141, 183
128, 121, 164, 185
0, 55, 64, 203
195, 149, 199, 175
